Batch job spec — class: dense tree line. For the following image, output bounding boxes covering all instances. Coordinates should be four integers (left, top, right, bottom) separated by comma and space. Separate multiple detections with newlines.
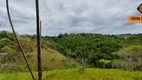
44, 33, 142, 71
0, 31, 142, 71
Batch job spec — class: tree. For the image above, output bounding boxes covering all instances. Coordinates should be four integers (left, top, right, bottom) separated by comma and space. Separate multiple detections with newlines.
118, 45, 142, 71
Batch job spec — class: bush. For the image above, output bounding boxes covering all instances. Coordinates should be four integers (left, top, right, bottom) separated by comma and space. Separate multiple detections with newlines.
0, 46, 15, 55
95, 59, 112, 68
111, 59, 132, 70
118, 45, 142, 71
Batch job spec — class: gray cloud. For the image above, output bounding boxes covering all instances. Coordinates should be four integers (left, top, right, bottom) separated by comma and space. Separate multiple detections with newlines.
0, 0, 142, 36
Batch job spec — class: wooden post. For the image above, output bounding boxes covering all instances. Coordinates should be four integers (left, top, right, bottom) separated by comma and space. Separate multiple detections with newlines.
35, 0, 42, 80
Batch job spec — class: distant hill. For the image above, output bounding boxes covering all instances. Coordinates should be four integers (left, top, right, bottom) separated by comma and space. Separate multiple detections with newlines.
0, 48, 79, 71
44, 33, 142, 71
0, 31, 79, 71
0, 31, 142, 71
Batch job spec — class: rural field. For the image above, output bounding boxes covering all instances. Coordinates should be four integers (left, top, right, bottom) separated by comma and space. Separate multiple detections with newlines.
0, 31, 142, 80
0, 68, 142, 80
1, 0, 142, 80
1, 32, 142, 80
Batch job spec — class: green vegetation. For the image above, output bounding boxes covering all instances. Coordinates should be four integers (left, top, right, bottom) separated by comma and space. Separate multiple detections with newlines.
0, 31, 142, 80
117, 45, 142, 71
0, 68, 142, 80
0, 31, 79, 71
46, 33, 142, 71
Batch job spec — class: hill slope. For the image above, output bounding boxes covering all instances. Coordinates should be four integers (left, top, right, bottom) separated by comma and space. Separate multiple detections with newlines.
29, 49, 79, 71
0, 48, 79, 71
0, 31, 79, 71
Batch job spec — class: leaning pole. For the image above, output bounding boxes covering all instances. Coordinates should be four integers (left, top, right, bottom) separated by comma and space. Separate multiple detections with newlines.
6, 0, 35, 80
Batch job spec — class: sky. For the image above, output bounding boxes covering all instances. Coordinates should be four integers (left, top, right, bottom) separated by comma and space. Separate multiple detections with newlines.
0, 0, 142, 36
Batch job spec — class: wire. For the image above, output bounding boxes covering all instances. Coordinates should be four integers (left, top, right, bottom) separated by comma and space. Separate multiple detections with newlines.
6, 0, 35, 80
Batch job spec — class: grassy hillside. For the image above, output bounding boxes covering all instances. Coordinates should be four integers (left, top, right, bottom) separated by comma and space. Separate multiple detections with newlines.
1, 31, 142, 71
0, 31, 142, 71
0, 48, 79, 71
0, 31, 79, 71
0, 31, 142, 80
29, 49, 79, 71
0, 68, 142, 80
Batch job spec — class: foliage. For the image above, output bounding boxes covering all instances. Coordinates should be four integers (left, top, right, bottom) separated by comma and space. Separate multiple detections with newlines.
47, 33, 124, 67
0, 68, 142, 80
46, 33, 142, 70
118, 45, 142, 71
1, 31, 142, 71
0, 31, 79, 71
111, 59, 131, 70
0, 46, 15, 55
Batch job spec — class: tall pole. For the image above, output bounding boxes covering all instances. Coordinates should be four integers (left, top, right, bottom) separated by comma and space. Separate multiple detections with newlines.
35, 0, 42, 80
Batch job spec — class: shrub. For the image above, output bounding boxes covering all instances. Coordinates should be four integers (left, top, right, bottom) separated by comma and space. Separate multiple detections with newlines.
118, 45, 142, 71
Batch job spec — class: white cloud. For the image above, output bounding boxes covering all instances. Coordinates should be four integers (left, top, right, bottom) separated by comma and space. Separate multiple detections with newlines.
0, 0, 142, 36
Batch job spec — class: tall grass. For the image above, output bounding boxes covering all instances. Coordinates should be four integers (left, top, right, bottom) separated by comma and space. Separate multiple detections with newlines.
0, 68, 142, 80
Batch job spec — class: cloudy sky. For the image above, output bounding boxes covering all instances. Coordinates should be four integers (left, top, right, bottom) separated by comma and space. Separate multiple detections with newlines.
0, 0, 142, 36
